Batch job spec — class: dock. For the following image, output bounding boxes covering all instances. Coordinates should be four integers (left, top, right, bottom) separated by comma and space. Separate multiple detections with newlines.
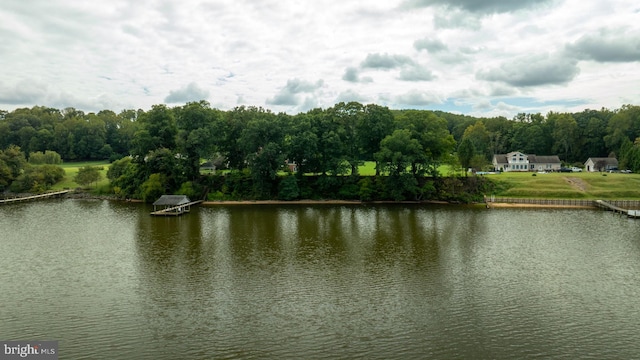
150, 200, 203, 216
594, 200, 640, 218
0, 190, 72, 204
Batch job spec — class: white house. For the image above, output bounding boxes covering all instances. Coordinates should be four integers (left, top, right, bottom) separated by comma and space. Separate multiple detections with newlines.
492, 152, 562, 172
584, 157, 618, 172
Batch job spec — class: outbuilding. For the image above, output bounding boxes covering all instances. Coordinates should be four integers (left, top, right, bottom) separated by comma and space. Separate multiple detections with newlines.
584, 157, 618, 172
152, 195, 192, 214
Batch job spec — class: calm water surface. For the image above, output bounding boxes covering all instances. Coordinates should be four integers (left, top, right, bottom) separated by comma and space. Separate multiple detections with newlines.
1, 199, 639, 359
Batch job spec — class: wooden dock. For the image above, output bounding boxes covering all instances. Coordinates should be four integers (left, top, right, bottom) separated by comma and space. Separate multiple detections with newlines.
594, 200, 640, 218
0, 190, 72, 204
150, 200, 203, 216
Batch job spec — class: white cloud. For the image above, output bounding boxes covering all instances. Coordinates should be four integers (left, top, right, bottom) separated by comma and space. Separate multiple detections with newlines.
0, 0, 638, 118
164, 83, 210, 104
395, 90, 442, 106
0, 80, 49, 105
403, 0, 553, 14
336, 90, 370, 103
266, 78, 324, 106
399, 65, 436, 81
361, 53, 415, 69
477, 53, 580, 87
414, 37, 448, 52
567, 27, 640, 62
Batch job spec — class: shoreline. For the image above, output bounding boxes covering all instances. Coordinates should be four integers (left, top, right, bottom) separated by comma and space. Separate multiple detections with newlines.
486, 203, 596, 209
201, 199, 456, 206
4, 191, 634, 210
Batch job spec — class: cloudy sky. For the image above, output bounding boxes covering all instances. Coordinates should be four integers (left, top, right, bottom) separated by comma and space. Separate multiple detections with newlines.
1, 0, 639, 117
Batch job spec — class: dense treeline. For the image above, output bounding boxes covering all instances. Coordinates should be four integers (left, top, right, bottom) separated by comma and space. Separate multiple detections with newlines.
1, 102, 640, 201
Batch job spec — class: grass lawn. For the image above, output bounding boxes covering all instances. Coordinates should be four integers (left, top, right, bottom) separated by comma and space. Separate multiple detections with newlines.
53, 161, 111, 190
488, 171, 640, 199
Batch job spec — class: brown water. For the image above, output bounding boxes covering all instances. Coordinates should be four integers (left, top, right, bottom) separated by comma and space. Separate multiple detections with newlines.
1, 199, 639, 359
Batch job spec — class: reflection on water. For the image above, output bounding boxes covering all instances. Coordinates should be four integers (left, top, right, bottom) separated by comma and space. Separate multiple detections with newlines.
1, 200, 640, 359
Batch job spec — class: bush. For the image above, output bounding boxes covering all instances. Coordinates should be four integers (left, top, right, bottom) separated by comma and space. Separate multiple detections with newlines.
358, 177, 375, 201
140, 173, 166, 203
28, 150, 62, 165
278, 175, 300, 200
176, 181, 200, 199
10, 164, 65, 193
207, 191, 226, 201
74, 166, 103, 188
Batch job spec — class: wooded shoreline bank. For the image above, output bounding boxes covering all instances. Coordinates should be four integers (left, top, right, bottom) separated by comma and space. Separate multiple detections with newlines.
6, 190, 640, 210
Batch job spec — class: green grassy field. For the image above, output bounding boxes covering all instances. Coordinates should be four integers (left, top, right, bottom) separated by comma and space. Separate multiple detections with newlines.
52, 161, 111, 190
487, 171, 640, 199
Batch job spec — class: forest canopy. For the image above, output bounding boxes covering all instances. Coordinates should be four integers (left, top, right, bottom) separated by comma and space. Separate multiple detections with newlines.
1, 102, 640, 201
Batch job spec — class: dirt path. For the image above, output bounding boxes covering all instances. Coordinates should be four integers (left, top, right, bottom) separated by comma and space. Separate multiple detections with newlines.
564, 177, 589, 192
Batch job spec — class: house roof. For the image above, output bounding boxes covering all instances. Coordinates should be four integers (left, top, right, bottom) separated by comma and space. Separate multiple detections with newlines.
493, 154, 561, 163
152, 195, 191, 206
585, 157, 618, 165
529, 155, 561, 163
493, 154, 507, 163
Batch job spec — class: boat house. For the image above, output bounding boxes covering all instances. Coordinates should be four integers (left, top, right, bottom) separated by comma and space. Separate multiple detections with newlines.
152, 195, 192, 215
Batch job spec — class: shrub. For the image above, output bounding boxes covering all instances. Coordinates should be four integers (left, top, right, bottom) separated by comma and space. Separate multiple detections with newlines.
278, 175, 300, 200
28, 150, 62, 165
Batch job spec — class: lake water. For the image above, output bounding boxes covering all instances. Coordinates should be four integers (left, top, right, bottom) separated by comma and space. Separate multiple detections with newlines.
1, 199, 639, 359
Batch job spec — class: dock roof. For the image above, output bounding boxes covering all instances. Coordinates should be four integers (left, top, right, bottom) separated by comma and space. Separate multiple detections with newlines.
152, 195, 191, 206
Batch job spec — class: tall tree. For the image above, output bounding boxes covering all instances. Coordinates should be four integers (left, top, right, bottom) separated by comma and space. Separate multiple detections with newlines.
550, 112, 578, 162
175, 101, 220, 180
358, 104, 395, 176
328, 102, 363, 175
286, 112, 319, 177
238, 108, 286, 198
396, 110, 455, 177
461, 121, 491, 160
457, 137, 475, 171
131, 104, 177, 159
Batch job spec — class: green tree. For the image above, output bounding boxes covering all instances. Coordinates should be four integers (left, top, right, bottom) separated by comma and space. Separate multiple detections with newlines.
457, 137, 475, 171
175, 101, 220, 180
107, 157, 133, 182
239, 110, 287, 198
358, 104, 395, 175
461, 121, 491, 160
396, 110, 455, 177
328, 102, 363, 175
375, 129, 422, 177
219, 106, 254, 170
0, 145, 27, 179
278, 174, 300, 200
285, 113, 319, 177
10, 164, 64, 193
550, 112, 578, 162
604, 105, 640, 154
131, 105, 177, 159
140, 173, 167, 203
29, 150, 62, 165
143, 148, 184, 192
74, 166, 103, 188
